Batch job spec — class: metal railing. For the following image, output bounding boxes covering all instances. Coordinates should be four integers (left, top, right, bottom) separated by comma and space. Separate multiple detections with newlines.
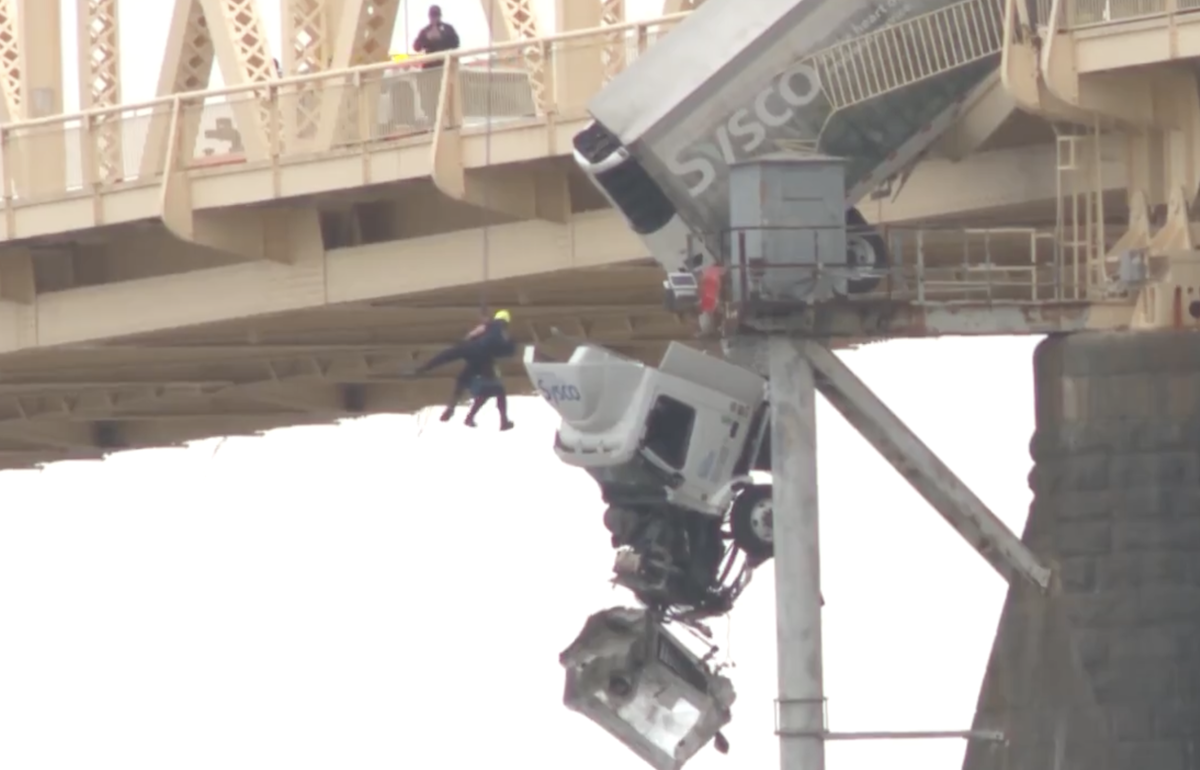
813, 0, 1005, 111
1033, 0, 1200, 29
0, 13, 688, 207
701, 224, 1113, 310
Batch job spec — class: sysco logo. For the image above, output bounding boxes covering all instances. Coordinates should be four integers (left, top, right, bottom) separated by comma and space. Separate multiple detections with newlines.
538, 379, 582, 404
666, 61, 823, 198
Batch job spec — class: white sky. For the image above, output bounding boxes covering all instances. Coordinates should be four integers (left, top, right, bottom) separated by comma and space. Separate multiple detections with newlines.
1, 3, 1043, 769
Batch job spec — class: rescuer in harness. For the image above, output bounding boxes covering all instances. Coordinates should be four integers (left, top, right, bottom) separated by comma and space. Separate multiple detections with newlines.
406, 309, 516, 428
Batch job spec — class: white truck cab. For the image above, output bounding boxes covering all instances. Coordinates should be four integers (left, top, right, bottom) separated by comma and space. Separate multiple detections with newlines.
524, 341, 769, 516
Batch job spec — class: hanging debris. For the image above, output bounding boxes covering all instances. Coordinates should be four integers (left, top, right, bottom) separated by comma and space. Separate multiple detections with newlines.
560, 607, 735, 770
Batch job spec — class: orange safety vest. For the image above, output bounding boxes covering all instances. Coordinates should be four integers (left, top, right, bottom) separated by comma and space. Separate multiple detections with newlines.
699, 265, 723, 313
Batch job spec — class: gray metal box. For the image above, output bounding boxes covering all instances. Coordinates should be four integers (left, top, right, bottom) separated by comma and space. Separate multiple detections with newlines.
560, 607, 735, 770
728, 154, 847, 304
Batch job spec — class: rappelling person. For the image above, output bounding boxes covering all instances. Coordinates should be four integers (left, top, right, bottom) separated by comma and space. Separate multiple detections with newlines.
405, 309, 516, 425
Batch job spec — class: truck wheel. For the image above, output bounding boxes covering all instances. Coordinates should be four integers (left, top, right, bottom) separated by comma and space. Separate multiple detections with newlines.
845, 207, 887, 295
603, 505, 639, 542
730, 484, 773, 560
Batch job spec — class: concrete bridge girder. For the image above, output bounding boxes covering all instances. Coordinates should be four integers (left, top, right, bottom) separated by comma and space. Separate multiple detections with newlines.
0, 211, 651, 355
0, 129, 1143, 353
933, 73, 1018, 162
865, 138, 1127, 225
0, 330, 684, 469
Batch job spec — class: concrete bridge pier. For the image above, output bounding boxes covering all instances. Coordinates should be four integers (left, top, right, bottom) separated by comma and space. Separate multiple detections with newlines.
965, 331, 1200, 770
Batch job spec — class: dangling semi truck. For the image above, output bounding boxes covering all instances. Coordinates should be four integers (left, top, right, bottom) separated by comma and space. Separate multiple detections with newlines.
547, 0, 1006, 766
525, 341, 775, 622
573, 0, 1005, 304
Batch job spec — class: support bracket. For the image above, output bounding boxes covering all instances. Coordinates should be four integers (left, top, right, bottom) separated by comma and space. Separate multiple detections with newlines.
797, 340, 1052, 591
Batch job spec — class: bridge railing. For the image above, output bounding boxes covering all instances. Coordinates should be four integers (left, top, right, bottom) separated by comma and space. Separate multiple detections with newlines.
1032, 0, 1200, 29
710, 224, 1114, 310
0, 13, 689, 206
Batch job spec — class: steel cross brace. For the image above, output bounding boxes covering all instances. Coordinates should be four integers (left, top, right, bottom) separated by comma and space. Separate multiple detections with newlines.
796, 339, 1052, 591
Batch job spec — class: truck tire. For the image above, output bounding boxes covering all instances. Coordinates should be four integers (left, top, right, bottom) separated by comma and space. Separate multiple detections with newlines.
846, 207, 887, 295
730, 484, 774, 560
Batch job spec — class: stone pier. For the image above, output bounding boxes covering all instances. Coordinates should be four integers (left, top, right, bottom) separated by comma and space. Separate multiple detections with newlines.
964, 331, 1200, 770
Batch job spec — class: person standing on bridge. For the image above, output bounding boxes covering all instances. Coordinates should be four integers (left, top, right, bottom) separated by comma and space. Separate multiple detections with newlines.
405, 309, 516, 426
412, 4, 461, 124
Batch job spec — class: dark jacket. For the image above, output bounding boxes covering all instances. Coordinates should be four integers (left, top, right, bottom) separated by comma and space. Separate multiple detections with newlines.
413, 22, 460, 68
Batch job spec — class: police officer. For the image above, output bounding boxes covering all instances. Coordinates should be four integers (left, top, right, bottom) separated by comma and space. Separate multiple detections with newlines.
412, 4, 461, 123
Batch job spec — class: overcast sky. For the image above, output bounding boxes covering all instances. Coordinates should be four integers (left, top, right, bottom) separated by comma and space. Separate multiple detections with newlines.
2, 3, 1041, 769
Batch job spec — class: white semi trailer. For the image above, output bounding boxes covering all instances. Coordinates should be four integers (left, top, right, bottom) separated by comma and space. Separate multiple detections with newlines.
573, 0, 1003, 302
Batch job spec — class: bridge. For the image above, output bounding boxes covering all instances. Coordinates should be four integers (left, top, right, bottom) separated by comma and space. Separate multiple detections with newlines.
0, 0, 1190, 470
3, 0, 1200, 767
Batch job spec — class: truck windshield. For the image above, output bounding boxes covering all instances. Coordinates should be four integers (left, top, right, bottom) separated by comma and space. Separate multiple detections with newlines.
644, 395, 696, 470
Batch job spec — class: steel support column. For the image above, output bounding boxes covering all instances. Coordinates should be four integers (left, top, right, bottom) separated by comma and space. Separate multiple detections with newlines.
769, 336, 826, 770
15, 0, 65, 198
554, 0, 602, 116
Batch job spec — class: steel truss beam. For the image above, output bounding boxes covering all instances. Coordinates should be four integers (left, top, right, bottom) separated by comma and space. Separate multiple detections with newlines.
317, 0, 400, 149
482, 0, 546, 111
0, 371, 534, 468
142, 0, 278, 177
0, 332, 667, 469
77, 0, 123, 185
795, 340, 1051, 590
281, 0, 337, 143
282, 0, 336, 76
601, 0, 626, 80
0, 0, 18, 121
0, 336, 674, 425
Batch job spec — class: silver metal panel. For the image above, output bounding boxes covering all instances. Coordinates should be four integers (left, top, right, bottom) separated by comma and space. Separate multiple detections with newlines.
728, 155, 847, 302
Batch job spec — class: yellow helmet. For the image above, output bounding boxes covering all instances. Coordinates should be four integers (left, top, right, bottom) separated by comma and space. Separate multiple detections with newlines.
494, 309, 512, 323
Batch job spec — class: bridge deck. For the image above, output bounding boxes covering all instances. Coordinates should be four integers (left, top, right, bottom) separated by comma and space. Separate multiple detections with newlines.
0, 9, 1187, 470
